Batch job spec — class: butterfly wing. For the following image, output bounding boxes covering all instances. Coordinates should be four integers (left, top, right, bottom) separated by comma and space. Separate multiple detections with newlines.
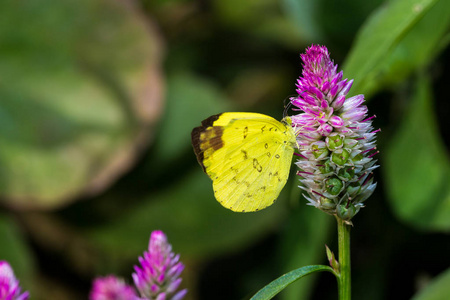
191, 112, 296, 212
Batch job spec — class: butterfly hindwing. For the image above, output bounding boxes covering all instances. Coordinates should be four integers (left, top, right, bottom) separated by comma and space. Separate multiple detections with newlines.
191, 112, 296, 212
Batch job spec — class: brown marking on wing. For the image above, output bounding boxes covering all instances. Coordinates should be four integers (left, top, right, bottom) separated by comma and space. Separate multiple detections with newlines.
191, 113, 224, 172
207, 127, 224, 150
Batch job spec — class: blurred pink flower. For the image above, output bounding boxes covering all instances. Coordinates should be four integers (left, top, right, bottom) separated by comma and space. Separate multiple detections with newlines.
0, 261, 29, 300
89, 275, 138, 300
133, 231, 187, 300
90, 231, 186, 300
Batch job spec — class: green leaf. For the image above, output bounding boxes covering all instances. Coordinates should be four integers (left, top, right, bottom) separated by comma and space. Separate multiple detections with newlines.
411, 268, 450, 300
283, 0, 384, 46
343, 0, 440, 96
0, 0, 163, 208
384, 75, 450, 231
378, 0, 450, 88
250, 265, 336, 300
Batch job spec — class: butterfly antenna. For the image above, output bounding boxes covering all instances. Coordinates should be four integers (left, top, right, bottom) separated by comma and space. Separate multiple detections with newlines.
284, 90, 307, 117
283, 95, 296, 118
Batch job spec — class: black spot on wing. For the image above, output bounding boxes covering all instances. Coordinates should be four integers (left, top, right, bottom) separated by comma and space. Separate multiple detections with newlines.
233, 176, 251, 187
243, 126, 248, 139
241, 149, 248, 160
253, 158, 262, 172
274, 171, 281, 182
209, 127, 224, 150
230, 166, 239, 174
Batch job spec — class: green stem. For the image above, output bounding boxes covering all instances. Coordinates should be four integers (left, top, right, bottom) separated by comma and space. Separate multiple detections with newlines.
337, 217, 351, 300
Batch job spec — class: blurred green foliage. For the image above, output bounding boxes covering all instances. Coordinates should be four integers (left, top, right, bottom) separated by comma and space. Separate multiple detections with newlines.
0, 0, 449, 299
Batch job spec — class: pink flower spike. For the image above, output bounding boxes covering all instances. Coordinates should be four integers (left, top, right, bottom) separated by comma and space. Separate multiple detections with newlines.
328, 84, 340, 99
318, 123, 333, 136
363, 115, 376, 122
331, 70, 343, 85
341, 106, 368, 122
151, 284, 160, 293
338, 79, 353, 97
89, 275, 137, 300
172, 290, 188, 300
133, 231, 187, 300
302, 93, 318, 105
322, 81, 331, 93
156, 293, 166, 300
289, 44, 379, 221
343, 94, 365, 110
369, 150, 380, 158
0, 261, 29, 300
294, 152, 307, 159
332, 94, 346, 109
311, 86, 324, 101
329, 116, 344, 128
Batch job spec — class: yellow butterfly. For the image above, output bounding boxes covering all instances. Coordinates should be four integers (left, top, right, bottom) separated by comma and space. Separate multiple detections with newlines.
191, 112, 297, 212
